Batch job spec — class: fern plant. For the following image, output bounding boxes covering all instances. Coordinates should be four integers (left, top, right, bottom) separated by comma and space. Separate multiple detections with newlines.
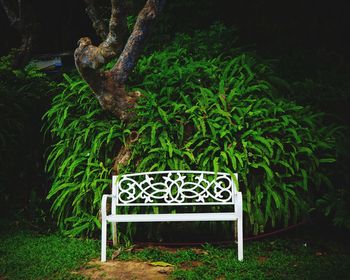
127, 51, 340, 234
43, 73, 130, 237
45, 24, 343, 238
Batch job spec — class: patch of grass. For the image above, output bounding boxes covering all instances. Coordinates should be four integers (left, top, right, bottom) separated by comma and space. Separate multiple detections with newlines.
0, 229, 100, 280
119, 247, 200, 264
119, 229, 350, 280
1, 226, 349, 279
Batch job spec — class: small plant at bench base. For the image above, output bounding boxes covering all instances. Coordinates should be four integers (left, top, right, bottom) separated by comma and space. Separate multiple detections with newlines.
101, 170, 243, 262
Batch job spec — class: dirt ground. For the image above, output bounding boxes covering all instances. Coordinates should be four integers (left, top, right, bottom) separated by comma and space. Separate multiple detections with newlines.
74, 259, 174, 280
74, 246, 206, 279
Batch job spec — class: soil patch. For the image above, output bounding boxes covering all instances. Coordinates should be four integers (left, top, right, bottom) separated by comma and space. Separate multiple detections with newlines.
74, 259, 174, 280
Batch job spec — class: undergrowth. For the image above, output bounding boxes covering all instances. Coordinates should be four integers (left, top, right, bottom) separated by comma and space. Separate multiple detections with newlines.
44, 23, 345, 239
0, 53, 53, 224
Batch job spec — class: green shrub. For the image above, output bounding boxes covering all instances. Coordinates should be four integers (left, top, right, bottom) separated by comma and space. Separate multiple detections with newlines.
316, 134, 350, 229
45, 24, 342, 238
0, 53, 53, 222
43, 73, 129, 237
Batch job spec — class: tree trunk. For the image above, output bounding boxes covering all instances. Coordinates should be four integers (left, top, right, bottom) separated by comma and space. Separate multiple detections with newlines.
75, 1, 165, 205
12, 25, 35, 68
77, 1, 165, 245
75, 0, 165, 120
0, 0, 37, 68
84, 0, 109, 41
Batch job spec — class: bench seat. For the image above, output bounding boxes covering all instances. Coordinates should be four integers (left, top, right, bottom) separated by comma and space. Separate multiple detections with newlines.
106, 212, 239, 223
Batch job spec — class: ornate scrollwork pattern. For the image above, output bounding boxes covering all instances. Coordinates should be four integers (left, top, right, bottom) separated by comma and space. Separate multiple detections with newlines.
117, 172, 234, 204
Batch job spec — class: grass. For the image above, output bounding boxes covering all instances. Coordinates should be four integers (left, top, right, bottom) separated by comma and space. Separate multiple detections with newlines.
119, 232, 350, 280
1, 224, 349, 279
0, 229, 100, 280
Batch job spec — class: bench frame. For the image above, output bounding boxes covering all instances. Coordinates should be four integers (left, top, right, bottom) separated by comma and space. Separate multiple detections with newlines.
101, 170, 243, 261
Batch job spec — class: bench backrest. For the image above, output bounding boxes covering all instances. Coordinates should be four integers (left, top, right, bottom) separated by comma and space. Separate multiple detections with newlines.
112, 171, 238, 206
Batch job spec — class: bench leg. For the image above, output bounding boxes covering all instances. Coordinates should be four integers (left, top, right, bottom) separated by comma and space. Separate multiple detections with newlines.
101, 218, 107, 262
237, 217, 243, 261
112, 222, 118, 247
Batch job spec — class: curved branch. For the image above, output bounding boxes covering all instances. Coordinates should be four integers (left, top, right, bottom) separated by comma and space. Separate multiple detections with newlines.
84, 0, 108, 40
98, 0, 128, 61
77, 0, 128, 72
112, 0, 166, 84
0, 0, 19, 28
1, 0, 37, 68
75, 0, 165, 120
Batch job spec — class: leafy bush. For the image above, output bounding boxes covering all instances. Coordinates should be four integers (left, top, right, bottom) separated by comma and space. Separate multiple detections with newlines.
275, 50, 350, 230
0, 53, 53, 222
45, 24, 342, 238
43, 74, 129, 237
316, 134, 350, 229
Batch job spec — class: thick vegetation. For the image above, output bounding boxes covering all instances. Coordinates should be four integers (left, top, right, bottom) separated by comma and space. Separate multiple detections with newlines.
44, 24, 345, 238
0, 53, 52, 222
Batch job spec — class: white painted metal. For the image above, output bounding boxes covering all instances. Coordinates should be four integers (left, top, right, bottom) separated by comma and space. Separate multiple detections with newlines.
113, 171, 237, 205
106, 212, 239, 222
236, 192, 243, 261
101, 171, 243, 262
101, 194, 111, 262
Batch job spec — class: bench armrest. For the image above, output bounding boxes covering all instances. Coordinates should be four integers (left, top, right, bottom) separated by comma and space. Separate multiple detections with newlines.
101, 194, 116, 220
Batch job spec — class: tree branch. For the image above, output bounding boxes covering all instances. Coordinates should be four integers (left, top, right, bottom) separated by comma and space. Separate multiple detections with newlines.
0, 0, 20, 28
1, 0, 37, 67
75, 0, 165, 120
98, 0, 128, 61
76, 0, 128, 74
112, 0, 166, 84
84, 0, 108, 40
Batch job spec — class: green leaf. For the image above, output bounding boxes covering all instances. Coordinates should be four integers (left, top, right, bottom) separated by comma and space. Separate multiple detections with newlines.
251, 162, 274, 180
213, 157, 219, 175
150, 262, 174, 267
158, 107, 169, 124
319, 158, 336, 163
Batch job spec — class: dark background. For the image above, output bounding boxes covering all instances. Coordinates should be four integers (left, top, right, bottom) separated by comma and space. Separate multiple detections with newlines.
1, 0, 349, 59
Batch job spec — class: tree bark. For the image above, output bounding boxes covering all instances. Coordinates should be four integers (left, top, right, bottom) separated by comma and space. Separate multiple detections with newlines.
112, 131, 139, 174
75, 0, 165, 120
0, 0, 37, 68
84, 0, 109, 41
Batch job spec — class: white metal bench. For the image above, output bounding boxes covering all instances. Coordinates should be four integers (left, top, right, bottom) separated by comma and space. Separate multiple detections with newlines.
101, 170, 243, 261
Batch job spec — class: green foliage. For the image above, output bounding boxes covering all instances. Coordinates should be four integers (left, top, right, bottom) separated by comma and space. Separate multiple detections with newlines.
316, 135, 350, 229
45, 24, 342, 238
275, 50, 350, 229
43, 73, 130, 237
127, 38, 340, 235
0, 53, 53, 222
0, 54, 45, 162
